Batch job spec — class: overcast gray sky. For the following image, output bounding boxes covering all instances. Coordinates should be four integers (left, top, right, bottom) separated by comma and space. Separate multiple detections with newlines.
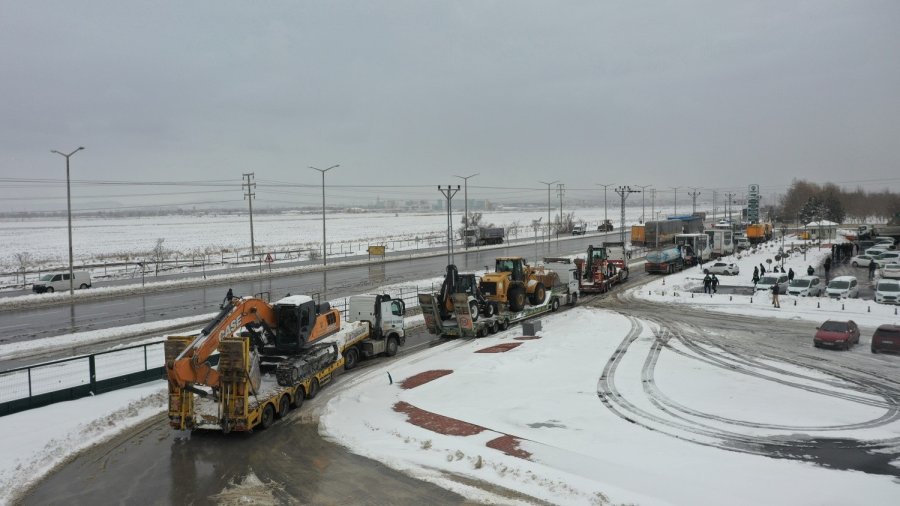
1, 0, 898, 212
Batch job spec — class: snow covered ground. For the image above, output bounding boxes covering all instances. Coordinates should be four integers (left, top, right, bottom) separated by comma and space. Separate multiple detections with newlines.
2, 237, 899, 505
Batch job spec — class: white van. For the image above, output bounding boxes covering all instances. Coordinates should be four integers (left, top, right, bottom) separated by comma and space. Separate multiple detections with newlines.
32, 271, 92, 293
875, 279, 900, 305
787, 275, 823, 297
826, 276, 859, 299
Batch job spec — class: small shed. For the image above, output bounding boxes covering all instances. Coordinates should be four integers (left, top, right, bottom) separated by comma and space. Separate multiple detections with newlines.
804, 220, 838, 240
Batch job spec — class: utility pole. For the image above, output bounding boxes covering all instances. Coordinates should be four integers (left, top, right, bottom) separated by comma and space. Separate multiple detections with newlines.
670, 186, 682, 216
597, 183, 614, 229
651, 188, 656, 223
309, 164, 339, 266
712, 190, 717, 222
556, 183, 565, 238
454, 173, 478, 249
51, 146, 84, 296
636, 185, 651, 223
688, 187, 701, 215
615, 186, 640, 245
539, 180, 559, 242
725, 192, 736, 224
242, 173, 257, 259
438, 185, 460, 265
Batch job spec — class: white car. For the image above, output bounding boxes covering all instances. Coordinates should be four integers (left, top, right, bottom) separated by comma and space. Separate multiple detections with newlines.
866, 247, 890, 257
787, 275, 823, 297
826, 276, 859, 299
881, 264, 900, 280
875, 279, 900, 305
704, 261, 740, 275
756, 273, 789, 294
873, 251, 900, 268
850, 255, 875, 268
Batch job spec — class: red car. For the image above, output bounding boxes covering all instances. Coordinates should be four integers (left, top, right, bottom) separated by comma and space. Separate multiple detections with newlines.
814, 320, 860, 350
871, 324, 900, 354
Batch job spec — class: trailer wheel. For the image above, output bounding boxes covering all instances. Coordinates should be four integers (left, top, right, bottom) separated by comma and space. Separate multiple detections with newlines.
343, 347, 359, 370
386, 336, 399, 357
498, 318, 509, 331
259, 404, 275, 430
469, 300, 480, 321
291, 388, 305, 408
277, 395, 291, 418
306, 378, 320, 399
551, 298, 560, 312
488, 320, 498, 334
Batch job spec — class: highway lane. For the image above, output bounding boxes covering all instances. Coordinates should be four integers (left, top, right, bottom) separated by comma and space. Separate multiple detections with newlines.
0, 232, 625, 345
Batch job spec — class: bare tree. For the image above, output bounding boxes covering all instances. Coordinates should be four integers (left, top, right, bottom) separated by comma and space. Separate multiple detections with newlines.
508, 219, 521, 240
13, 252, 31, 287
151, 238, 167, 275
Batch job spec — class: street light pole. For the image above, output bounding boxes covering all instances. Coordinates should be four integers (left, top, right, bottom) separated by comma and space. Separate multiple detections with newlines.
636, 185, 651, 223
454, 173, 479, 249
539, 180, 559, 242
309, 164, 339, 266
597, 183, 614, 229
51, 146, 85, 296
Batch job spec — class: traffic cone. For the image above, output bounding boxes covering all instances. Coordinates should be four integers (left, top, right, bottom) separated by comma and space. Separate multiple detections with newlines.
817, 301, 820, 308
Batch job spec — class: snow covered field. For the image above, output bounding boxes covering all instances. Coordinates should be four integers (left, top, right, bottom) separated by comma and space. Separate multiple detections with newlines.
2, 235, 899, 504
0, 205, 653, 286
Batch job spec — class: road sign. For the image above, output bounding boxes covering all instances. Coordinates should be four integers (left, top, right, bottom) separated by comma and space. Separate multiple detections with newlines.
264, 253, 274, 263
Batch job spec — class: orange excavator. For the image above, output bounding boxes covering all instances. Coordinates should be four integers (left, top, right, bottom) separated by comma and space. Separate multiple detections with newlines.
165, 293, 340, 429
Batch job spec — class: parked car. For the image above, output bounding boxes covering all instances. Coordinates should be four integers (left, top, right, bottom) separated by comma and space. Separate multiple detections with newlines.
825, 276, 859, 299
881, 263, 900, 280
875, 279, 900, 305
814, 320, 860, 350
756, 273, 789, 294
704, 261, 740, 275
865, 246, 890, 257
850, 255, 875, 268
871, 324, 900, 354
873, 251, 900, 268
571, 224, 587, 235
787, 275, 823, 297
873, 238, 896, 248
32, 271, 92, 293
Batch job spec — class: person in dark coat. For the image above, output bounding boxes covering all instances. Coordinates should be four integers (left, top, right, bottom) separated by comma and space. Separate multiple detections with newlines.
711, 274, 719, 293
222, 288, 234, 307
807, 265, 815, 276
771, 283, 780, 308
788, 268, 795, 282
760, 264, 766, 275
824, 257, 831, 281
869, 260, 877, 280
703, 273, 712, 294
752, 266, 760, 286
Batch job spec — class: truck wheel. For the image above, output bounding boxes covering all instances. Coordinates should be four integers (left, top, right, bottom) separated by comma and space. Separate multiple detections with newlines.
277, 395, 290, 418
259, 404, 275, 430
344, 347, 359, 370
508, 285, 526, 312
386, 336, 399, 357
551, 298, 560, 312
469, 300, 480, 321
488, 321, 498, 334
306, 378, 320, 399
530, 284, 546, 305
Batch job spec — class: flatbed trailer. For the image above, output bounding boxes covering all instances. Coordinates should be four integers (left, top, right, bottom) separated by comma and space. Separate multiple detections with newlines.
420, 287, 575, 338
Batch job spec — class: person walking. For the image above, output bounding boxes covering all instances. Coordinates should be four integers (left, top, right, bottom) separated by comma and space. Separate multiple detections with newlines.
807, 265, 814, 276
824, 257, 832, 282
760, 263, 766, 275
869, 260, 877, 280
222, 288, 234, 308
703, 273, 712, 294
771, 283, 780, 308
788, 268, 795, 282
752, 266, 760, 286
711, 274, 719, 294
